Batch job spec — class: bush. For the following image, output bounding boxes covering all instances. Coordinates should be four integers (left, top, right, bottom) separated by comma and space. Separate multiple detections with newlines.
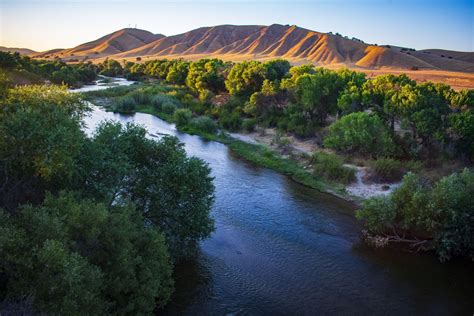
114, 95, 137, 113
312, 152, 356, 184
372, 158, 423, 182
356, 169, 474, 261
189, 116, 218, 134
324, 112, 395, 157
219, 111, 242, 131
162, 102, 177, 115
372, 158, 404, 182
129, 91, 152, 105
174, 108, 192, 127
151, 94, 179, 111
242, 118, 257, 132
0, 192, 173, 315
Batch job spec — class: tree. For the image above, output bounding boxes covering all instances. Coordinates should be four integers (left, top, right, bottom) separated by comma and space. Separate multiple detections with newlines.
0, 70, 11, 97
244, 79, 285, 125
166, 60, 190, 85
336, 69, 367, 115
99, 59, 123, 77
0, 192, 173, 314
357, 169, 474, 261
186, 59, 228, 101
77, 122, 215, 258
0, 85, 88, 211
0, 52, 19, 69
324, 112, 395, 157
449, 109, 474, 161
225, 61, 266, 97
290, 68, 344, 126
361, 74, 416, 131
263, 59, 291, 81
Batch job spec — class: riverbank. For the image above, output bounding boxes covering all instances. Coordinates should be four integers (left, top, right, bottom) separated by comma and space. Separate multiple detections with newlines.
135, 103, 403, 203
133, 104, 353, 201
82, 80, 402, 205
83, 94, 403, 205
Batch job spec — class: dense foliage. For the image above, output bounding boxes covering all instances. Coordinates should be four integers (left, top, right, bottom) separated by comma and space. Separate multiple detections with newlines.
0, 51, 98, 86
357, 169, 474, 261
323, 112, 395, 157
105, 57, 472, 262
118, 57, 472, 163
0, 85, 215, 313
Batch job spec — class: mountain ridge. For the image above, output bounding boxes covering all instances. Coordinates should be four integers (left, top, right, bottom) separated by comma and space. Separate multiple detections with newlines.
30, 24, 474, 73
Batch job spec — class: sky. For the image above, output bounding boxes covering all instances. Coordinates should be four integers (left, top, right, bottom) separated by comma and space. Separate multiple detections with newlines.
1, 0, 473, 52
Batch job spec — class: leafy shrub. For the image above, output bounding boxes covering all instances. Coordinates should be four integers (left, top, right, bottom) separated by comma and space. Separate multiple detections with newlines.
189, 116, 218, 134
242, 118, 257, 132
113, 96, 137, 113
219, 110, 242, 131
129, 91, 152, 105
162, 102, 177, 115
372, 158, 423, 182
174, 108, 192, 127
324, 112, 395, 157
372, 158, 404, 182
0, 193, 173, 315
357, 169, 474, 261
312, 152, 356, 184
151, 94, 179, 111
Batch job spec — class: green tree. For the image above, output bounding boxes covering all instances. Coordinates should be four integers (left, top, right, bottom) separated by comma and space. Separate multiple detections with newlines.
0, 192, 173, 314
166, 60, 190, 85
0, 85, 88, 211
263, 59, 291, 81
77, 122, 215, 258
357, 169, 474, 261
324, 112, 395, 157
449, 109, 474, 161
287, 68, 347, 128
186, 59, 227, 101
361, 74, 416, 131
99, 59, 123, 77
225, 61, 266, 97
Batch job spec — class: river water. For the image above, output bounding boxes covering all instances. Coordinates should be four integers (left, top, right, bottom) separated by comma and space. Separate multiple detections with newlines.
79, 80, 473, 315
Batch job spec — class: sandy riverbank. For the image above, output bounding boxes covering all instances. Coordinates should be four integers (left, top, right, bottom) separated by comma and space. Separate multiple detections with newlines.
229, 128, 400, 199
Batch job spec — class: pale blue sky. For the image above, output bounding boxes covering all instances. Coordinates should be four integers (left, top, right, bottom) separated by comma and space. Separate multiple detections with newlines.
1, 0, 473, 52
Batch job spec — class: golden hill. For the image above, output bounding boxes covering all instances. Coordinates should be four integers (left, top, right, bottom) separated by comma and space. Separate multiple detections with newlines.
0, 46, 37, 55
32, 28, 164, 59
31, 24, 474, 75
111, 24, 474, 73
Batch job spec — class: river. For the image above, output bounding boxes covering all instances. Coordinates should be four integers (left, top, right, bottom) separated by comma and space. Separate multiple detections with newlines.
79, 79, 473, 315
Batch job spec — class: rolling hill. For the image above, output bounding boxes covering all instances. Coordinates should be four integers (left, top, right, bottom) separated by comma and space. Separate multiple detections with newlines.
32, 28, 164, 59
30, 24, 474, 74
0, 46, 37, 55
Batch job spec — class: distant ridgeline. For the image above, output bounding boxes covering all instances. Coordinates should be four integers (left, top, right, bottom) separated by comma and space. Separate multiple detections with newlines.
28, 25, 474, 73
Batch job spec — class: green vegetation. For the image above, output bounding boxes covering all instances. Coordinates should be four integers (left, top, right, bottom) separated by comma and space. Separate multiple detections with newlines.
371, 158, 422, 182
5, 53, 471, 261
0, 51, 98, 86
0, 85, 215, 313
312, 152, 356, 184
174, 108, 193, 127
102, 57, 473, 164
357, 169, 473, 262
93, 57, 472, 260
323, 112, 395, 157
189, 116, 219, 134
